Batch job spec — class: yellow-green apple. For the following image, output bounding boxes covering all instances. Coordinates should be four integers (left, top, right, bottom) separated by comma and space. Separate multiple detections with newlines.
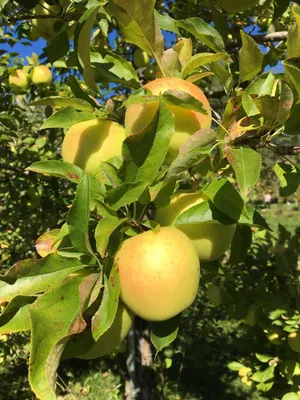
115, 226, 200, 321
288, 332, 300, 353
32, 0, 73, 41
31, 65, 53, 86
8, 69, 31, 92
144, 64, 157, 81
125, 77, 211, 165
28, 26, 39, 41
133, 49, 150, 68
155, 192, 236, 261
79, 302, 134, 359
62, 119, 126, 174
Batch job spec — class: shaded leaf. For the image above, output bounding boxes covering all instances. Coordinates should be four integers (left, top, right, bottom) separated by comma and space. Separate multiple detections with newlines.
274, 163, 300, 197
106, 182, 148, 211
242, 72, 275, 116
151, 314, 181, 352
95, 216, 127, 258
181, 52, 230, 78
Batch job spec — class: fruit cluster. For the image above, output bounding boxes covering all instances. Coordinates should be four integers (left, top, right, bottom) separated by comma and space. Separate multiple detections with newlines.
43, 77, 236, 358
9, 65, 53, 92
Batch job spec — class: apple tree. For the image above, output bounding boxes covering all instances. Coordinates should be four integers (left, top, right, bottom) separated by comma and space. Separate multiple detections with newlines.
0, 0, 299, 399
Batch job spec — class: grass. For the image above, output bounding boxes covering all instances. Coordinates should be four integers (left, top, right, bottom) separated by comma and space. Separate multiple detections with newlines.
258, 203, 299, 233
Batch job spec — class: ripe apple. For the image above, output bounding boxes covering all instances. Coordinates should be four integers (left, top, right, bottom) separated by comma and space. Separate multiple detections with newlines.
78, 302, 134, 359
217, 0, 258, 13
125, 77, 211, 165
8, 69, 31, 92
32, 0, 73, 41
133, 49, 150, 68
155, 192, 236, 262
62, 119, 126, 174
115, 226, 200, 321
31, 65, 53, 87
288, 332, 300, 353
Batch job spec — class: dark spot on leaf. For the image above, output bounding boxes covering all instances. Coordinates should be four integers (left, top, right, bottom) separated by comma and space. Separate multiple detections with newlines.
61, 296, 64, 301
116, 267, 119, 273
68, 172, 79, 180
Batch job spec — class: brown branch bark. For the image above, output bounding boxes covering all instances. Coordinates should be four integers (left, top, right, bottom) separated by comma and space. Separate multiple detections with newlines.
226, 31, 288, 50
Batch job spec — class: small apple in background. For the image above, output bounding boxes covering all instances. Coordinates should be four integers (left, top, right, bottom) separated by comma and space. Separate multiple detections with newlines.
62, 119, 126, 174
288, 332, 300, 353
9, 69, 31, 92
31, 65, 53, 87
144, 64, 157, 81
115, 226, 200, 322
133, 49, 150, 68
155, 192, 236, 262
125, 77, 211, 165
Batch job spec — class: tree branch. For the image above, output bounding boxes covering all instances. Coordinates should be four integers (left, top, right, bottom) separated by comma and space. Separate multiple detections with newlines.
226, 31, 288, 50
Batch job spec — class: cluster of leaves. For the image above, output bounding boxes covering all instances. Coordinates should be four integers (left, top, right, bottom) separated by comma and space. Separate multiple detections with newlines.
0, 0, 299, 399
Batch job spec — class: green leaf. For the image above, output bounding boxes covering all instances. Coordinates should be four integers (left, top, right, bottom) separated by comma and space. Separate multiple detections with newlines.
252, 366, 275, 383
163, 90, 209, 115
95, 162, 123, 188
283, 58, 300, 96
109, 0, 164, 63
26, 160, 84, 184
287, 6, 300, 58
41, 107, 96, 129
274, 163, 300, 197
150, 314, 181, 352
92, 50, 139, 83
251, 95, 279, 124
174, 200, 235, 226
0, 296, 35, 334
166, 128, 217, 182
92, 261, 120, 341
74, 5, 100, 92
95, 216, 127, 258
177, 17, 225, 52
106, 181, 148, 211
276, 82, 294, 124
255, 353, 273, 363
242, 72, 275, 116
203, 178, 244, 221
121, 99, 175, 184
285, 100, 300, 134
30, 96, 94, 112
0, 255, 83, 303
47, 30, 69, 64
67, 76, 100, 108
227, 362, 245, 371
209, 62, 233, 94
257, 380, 274, 392
239, 205, 271, 229
239, 31, 263, 83
226, 147, 262, 199
29, 274, 97, 400
282, 393, 300, 400
67, 175, 94, 256
154, 10, 180, 34
181, 52, 230, 78
228, 225, 252, 265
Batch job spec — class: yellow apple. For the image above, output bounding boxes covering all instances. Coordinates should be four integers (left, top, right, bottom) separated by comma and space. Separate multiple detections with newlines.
31, 65, 53, 86
155, 192, 236, 261
115, 226, 200, 321
32, 0, 73, 41
62, 119, 126, 174
217, 0, 258, 13
125, 77, 211, 165
133, 49, 150, 68
8, 69, 31, 92
79, 302, 134, 359
288, 332, 300, 353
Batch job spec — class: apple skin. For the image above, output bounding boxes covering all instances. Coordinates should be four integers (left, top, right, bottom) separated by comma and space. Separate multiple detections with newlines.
31, 66, 53, 86
155, 192, 236, 262
288, 332, 300, 353
125, 77, 211, 165
62, 119, 126, 174
78, 302, 134, 359
115, 226, 200, 322
133, 49, 150, 68
32, 0, 73, 41
8, 69, 31, 92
